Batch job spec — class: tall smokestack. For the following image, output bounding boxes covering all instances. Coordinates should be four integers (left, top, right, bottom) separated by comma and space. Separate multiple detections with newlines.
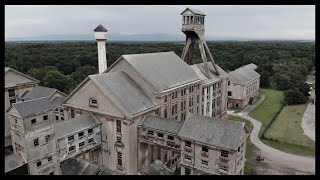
93, 24, 108, 73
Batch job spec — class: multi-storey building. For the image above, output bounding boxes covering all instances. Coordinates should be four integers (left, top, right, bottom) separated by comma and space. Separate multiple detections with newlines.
4, 67, 39, 153
227, 63, 261, 109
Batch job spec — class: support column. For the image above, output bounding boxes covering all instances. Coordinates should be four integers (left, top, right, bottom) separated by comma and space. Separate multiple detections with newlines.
198, 38, 210, 78
209, 85, 213, 117
203, 87, 207, 116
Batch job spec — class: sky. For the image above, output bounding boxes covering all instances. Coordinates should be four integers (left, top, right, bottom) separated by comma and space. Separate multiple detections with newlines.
5, 5, 315, 40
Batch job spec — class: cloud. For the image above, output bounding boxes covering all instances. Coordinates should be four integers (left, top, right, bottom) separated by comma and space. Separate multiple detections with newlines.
5, 5, 315, 40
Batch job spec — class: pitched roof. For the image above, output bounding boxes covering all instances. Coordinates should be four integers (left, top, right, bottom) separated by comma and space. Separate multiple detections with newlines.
181, 8, 206, 16
242, 63, 258, 70
108, 51, 201, 92
191, 63, 229, 83
229, 64, 260, 84
5, 67, 40, 88
10, 97, 55, 118
52, 96, 65, 107
23, 86, 66, 100
89, 71, 159, 119
178, 113, 247, 150
139, 115, 183, 134
93, 24, 108, 32
5, 153, 26, 173
55, 113, 101, 139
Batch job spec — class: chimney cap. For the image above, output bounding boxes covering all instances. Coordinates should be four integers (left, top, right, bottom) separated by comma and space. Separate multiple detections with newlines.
93, 24, 108, 32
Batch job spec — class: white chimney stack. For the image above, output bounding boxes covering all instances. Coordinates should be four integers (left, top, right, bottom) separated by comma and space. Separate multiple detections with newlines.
93, 24, 108, 73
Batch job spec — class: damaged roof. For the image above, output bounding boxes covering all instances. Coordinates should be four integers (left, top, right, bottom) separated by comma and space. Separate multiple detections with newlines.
89, 71, 159, 119
52, 96, 66, 107
117, 51, 202, 92
10, 97, 55, 118
178, 113, 247, 150
55, 113, 101, 139
139, 115, 183, 134
60, 158, 101, 175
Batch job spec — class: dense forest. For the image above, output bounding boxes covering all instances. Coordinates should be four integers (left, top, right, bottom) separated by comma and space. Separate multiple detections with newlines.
5, 41, 315, 104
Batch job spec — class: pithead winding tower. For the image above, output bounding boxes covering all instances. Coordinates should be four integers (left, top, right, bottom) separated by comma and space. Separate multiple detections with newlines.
180, 8, 220, 78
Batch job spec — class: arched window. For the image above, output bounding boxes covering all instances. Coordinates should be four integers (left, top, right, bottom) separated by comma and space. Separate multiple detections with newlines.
89, 97, 98, 107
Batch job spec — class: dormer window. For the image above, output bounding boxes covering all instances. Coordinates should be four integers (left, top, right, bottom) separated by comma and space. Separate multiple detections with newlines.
89, 97, 98, 107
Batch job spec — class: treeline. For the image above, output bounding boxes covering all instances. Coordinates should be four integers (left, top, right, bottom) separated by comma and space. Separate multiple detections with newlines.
5, 41, 315, 104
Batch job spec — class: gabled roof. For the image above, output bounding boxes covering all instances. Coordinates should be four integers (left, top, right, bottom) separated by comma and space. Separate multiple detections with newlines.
242, 63, 258, 70
93, 24, 108, 32
89, 71, 159, 119
139, 115, 183, 134
55, 113, 101, 139
178, 113, 247, 150
181, 8, 206, 16
23, 86, 66, 101
106, 51, 202, 92
5, 67, 40, 88
8, 97, 55, 118
229, 64, 260, 85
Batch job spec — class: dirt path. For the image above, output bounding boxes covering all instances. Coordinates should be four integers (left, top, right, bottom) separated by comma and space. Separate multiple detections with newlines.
301, 103, 315, 141
228, 95, 315, 174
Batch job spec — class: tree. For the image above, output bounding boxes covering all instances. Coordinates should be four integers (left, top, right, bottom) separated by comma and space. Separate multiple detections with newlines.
70, 65, 98, 84
43, 69, 73, 94
284, 89, 307, 105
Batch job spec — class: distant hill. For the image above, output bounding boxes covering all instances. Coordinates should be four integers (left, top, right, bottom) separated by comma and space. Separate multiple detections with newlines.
5, 33, 315, 42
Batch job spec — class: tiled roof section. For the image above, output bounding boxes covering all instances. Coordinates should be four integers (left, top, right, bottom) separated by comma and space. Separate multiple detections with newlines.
55, 113, 101, 139
229, 64, 260, 84
93, 24, 108, 32
122, 51, 201, 92
5, 153, 26, 173
178, 113, 247, 150
139, 115, 183, 134
181, 8, 206, 16
52, 96, 65, 107
89, 71, 158, 119
23, 86, 56, 100
12, 97, 55, 118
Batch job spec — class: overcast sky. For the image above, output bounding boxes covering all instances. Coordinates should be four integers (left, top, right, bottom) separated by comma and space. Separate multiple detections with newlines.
5, 5, 315, 40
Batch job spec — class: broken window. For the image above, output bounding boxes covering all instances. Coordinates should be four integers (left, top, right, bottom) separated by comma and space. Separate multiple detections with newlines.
185, 155, 191, 161
116, 120, 121, 133
148, 130, 154, 136
221, 150, 229, 158
68, 135, 74, 141
43, 115, 48, 121
78, 132, 84, 138
167, 135, 174, 141
185, 140, 191, 147
55, 116, 59, 120
48, 156, 52, 162
36, 161, 42, 167
202, 160, 208, 166
34, 138, 39, 147
185, 167, 191, 175
202, 146, 209, 152
228, 91, 232, 96
31, 119, 36, 125
89, 97, 98, 107
69, 145, 75, 152
164, 108, 167, 118
70, 108, 75, 118
157, 133, 163, 138
117, 136, 121, 143
117, 152, 123, 166
88, 128, 93, 134
164, 95, 167, 103
79, 141, 85, 148
8, 89, 15, 97
45, 135, 51, 143
88, 138, 94, 144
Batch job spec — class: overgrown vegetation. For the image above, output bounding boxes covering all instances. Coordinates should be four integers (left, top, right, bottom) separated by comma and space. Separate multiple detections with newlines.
5, 41, 314, 95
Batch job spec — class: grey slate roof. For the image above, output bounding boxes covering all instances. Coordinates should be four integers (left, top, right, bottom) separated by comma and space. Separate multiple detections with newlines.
121, 51, 202, 92
242, 63, 258, 70
139, 115, 183, 134
55, 113, 101, 139
5, 153, 26, 173
11, 97, 55, 118
52, 96, 65, 107
191, 62, 229, 83
23, 86, 65, 100
181, 8, 206, 16
89, 71, 159, 119
5, 67, 40, 88
60, 158, 101, 175
93, 24, 108, 32
229, 65, 260, 85
178, 113, 246, 150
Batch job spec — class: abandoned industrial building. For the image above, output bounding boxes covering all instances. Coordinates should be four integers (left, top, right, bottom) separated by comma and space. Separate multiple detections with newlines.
5, 8, 259, 175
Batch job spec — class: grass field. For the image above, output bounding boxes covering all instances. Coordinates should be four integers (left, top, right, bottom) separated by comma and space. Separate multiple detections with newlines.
249, 89, 284, 138
264, 104, 315, 156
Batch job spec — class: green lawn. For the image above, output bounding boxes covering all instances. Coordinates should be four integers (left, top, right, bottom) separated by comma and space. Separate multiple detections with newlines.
264, 104, 315, 156
249, 89, 284, 138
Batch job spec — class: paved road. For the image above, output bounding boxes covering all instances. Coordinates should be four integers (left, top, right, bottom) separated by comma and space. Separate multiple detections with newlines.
301, 95, 315, 141
228, 95, 315, 174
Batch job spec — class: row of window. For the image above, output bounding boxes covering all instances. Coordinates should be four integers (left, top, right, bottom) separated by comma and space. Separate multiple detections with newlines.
33, 134, 53, 147
147, 130, 174, 140
31, 115, 48, 125
67, 128, 93, 142
182, 15, 204, 25
36, 156, 53, 168
164, 84, 200, 103
68, 138, 94, 153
